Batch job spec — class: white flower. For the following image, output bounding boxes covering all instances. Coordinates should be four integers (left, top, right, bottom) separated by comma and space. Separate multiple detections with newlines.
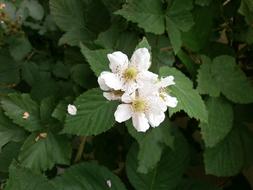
157, 76, 178, 108
67, 104, 77, 115
106, 179, 112, 188
97, 48, 158, 97
114, 84, 167, 132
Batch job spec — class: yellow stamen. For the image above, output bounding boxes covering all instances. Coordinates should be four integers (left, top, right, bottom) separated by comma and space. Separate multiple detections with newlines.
132, 99, 147, 112
123, 67, 137, 81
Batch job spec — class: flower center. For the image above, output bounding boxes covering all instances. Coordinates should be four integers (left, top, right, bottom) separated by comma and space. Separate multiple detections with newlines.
123, 67, 137, 81
132, 99, 147, 112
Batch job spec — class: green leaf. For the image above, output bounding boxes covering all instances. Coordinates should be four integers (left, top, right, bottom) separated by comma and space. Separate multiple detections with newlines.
165, 0, 194, 53
212, 55, 253, 104
40, 97, 57, 123
52, 62, 70, 79
197, 55, 253, 103
51, 100, 68, 122
126, 133, 189, 190
181, 6, 213, 52
146, 34, 175, 68
239, 0, 253, 24
0, 51, 20, 84
5, 163, 56, 190
80, 44, 111, 76
204, 127, 244, 176
166, 18, 182, 53
19, 131, 71, 172
0, 109, 26, 150
95, 23, 139, 56
52, 162, 127, 189
197, 56, 220, 97
21, 62, 40, 86
58, 27, 95, 46
25, 0, 44, 20
116, 0, 165, 34
0, 142, 22, 173
1, 93, 41, 132
63, 88, 117, 136
159, 66, 208, 122
50, 0, 95, 46
71, 64, 96, 88
126, 119, 174, 174
8, 36, 32, 61
135, 37, 151, 51
176, 49, 198, 77
200, 97, 233, 147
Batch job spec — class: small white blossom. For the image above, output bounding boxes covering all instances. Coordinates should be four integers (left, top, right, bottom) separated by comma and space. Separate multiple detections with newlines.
0, 3, 6, 9
98, 48, 158, 96
22, 112, 30, 119
97, 48, 178, 132
67, 104, 77, 115
156, 76, 178, 108
106, 179, 112, 188
114, 84, 167, 132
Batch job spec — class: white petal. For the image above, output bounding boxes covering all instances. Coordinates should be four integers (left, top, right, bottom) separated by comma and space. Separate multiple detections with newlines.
122, 81, 138, 94
121, 92, 134, 103
67, 104, 77, 115
160, 76, 175, 88
130, 48, 151, 71
138, 82, 159, 97
148, 96, 167, 112
164, 94, 178, 108
146, 111, 165, 127
132, 112, 150, 132
114, 104, 132, 123
98, 72, 110, 91
103, 92, 121, 101
137, 71, 158, 89
100, 71, 123, 90
107, 51, 129, 73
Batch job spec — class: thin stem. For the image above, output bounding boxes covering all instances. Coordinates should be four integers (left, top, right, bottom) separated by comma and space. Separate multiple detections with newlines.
74, 136, 86, 163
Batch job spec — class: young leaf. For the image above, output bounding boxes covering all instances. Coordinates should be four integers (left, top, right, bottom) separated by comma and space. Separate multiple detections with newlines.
52, 162, 127, 190
200, 97, 233, 147
116, 0, 165, 34
126, 133, 189, 190
160, 66, 208, 122
19, 131, 71, 172
63, 88, 117, 136
1, 93, 41, 132
80, 44, 112, 76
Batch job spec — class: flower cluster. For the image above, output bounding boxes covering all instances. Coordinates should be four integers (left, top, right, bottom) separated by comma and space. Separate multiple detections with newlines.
98, 48, 178, 132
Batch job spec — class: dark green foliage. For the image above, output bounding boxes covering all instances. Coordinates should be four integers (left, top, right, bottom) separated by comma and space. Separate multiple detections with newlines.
0, 0, 253, 189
